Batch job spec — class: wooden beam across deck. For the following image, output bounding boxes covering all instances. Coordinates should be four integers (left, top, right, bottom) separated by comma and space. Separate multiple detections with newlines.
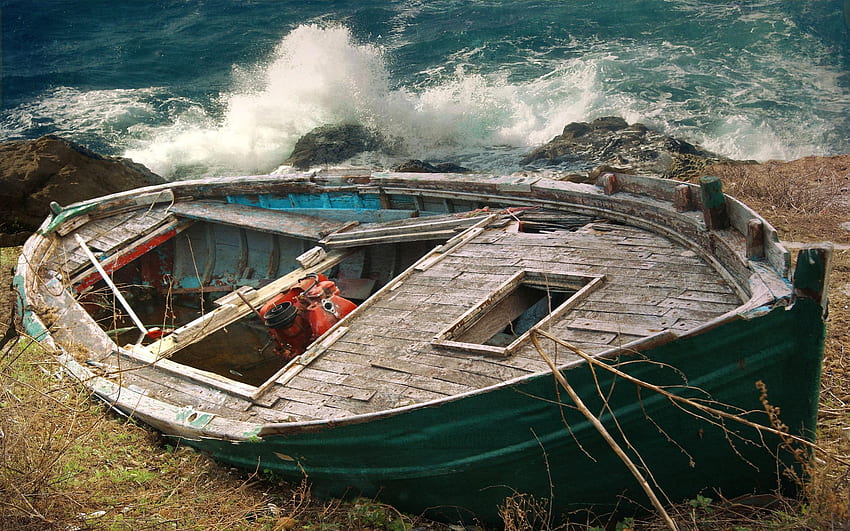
320, 212, 490, 248
169, 200, 348, 240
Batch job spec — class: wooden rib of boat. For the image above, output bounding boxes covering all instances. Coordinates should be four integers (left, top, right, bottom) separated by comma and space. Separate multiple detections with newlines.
14, 170, 830, 524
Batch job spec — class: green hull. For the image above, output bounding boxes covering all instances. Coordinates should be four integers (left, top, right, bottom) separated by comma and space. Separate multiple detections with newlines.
188, 297, 824, 523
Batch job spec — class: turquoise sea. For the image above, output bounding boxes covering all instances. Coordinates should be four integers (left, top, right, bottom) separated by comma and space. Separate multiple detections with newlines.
1, 0, 849, 178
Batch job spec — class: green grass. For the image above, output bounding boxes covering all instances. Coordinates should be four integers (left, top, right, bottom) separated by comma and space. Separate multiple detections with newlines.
0, 246, 18, 267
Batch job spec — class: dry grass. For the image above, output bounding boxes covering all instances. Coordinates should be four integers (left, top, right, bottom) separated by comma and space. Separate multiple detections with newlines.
703, 156, 850, 244
715, 161, 842, 215
0, 340, 438, 530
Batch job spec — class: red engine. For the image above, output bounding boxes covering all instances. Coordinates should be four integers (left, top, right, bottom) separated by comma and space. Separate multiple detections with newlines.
260, 273, 357, 361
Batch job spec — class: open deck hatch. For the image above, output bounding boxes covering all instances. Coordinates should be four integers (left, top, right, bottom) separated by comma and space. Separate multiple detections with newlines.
432, 270, 605, 357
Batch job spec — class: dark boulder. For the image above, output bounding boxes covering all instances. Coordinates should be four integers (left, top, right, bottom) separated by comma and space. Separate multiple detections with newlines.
393, 159, 471, 173
285, 124, 387, 170
521, 117, 727, 178
0, 135, 165, 242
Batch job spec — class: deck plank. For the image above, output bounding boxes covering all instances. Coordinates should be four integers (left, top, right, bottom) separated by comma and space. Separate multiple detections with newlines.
170, 200, 346, 239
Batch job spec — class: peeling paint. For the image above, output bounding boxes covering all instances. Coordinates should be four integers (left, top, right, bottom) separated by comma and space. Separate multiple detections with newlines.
175, 407, 215, 429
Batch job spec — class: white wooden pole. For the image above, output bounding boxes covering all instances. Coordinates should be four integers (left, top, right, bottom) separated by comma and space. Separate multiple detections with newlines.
75, 234, 148, 342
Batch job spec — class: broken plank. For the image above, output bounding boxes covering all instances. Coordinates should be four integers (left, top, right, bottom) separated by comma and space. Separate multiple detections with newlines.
139, 249, 351, 362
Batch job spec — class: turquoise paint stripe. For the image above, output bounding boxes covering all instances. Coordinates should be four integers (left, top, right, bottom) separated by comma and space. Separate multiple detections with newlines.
12, 273, 50, 341
228, 193, 383, 211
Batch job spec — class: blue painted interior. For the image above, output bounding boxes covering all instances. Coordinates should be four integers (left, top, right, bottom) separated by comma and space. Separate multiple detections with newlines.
167, 191, 481, 292
226, 192, 384, 211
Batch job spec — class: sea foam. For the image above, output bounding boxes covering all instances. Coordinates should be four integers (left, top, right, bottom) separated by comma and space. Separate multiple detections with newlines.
122, 24, 586, 178
3, 13, 847, 179
123, 22, 847, 178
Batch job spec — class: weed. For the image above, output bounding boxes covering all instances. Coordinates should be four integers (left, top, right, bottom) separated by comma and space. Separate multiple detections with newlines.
349, 498, 412, 530
500, 492, 555, 530
688, 495, 712, 512
708, 161, 843, 215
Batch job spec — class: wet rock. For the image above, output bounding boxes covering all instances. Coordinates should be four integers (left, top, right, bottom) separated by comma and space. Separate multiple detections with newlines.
285, 124, 387, 170
589, 164, 636, 179
0, 135, 165, 238
393, 159, 471, 173
521, 116, 728, 178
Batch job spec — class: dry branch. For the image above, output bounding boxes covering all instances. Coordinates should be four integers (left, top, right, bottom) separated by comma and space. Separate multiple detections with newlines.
532, 329, 850, 467
531, 333, 679, 531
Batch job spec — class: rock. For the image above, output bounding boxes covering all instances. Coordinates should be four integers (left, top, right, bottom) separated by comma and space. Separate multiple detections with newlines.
393, 159, 471, 173
589, 164, 636, 179
521, 117, 728, 178
584, 116, 629, 132
0, 135, 166, 238
285, 124, 387, 170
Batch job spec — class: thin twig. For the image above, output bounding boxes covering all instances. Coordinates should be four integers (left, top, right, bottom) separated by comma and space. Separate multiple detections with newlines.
533, 329, 850, 467
531, 333, 679, 531
236, 291, 264, 320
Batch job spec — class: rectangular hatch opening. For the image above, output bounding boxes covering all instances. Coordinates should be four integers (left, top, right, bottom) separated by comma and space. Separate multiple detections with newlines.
432, 270, 604, 357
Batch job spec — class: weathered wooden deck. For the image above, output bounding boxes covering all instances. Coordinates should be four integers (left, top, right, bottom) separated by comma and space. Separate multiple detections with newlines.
41, 194, 744, 425
66, 214, 743, 423
254, 219, 742, 421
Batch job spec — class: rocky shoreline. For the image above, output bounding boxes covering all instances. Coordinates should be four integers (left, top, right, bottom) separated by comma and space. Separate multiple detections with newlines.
0, 117, 739, 245
283, 116, 733, 179
0, 135, 167, 247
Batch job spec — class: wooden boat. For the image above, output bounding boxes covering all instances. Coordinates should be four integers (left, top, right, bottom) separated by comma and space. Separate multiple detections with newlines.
14, 170, 830, 524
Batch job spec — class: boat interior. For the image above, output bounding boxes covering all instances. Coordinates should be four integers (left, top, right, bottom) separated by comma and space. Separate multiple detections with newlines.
32, 176, 772, 424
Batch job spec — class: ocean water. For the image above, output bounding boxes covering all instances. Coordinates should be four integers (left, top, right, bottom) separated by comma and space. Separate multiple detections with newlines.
1, 0, 848, 179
